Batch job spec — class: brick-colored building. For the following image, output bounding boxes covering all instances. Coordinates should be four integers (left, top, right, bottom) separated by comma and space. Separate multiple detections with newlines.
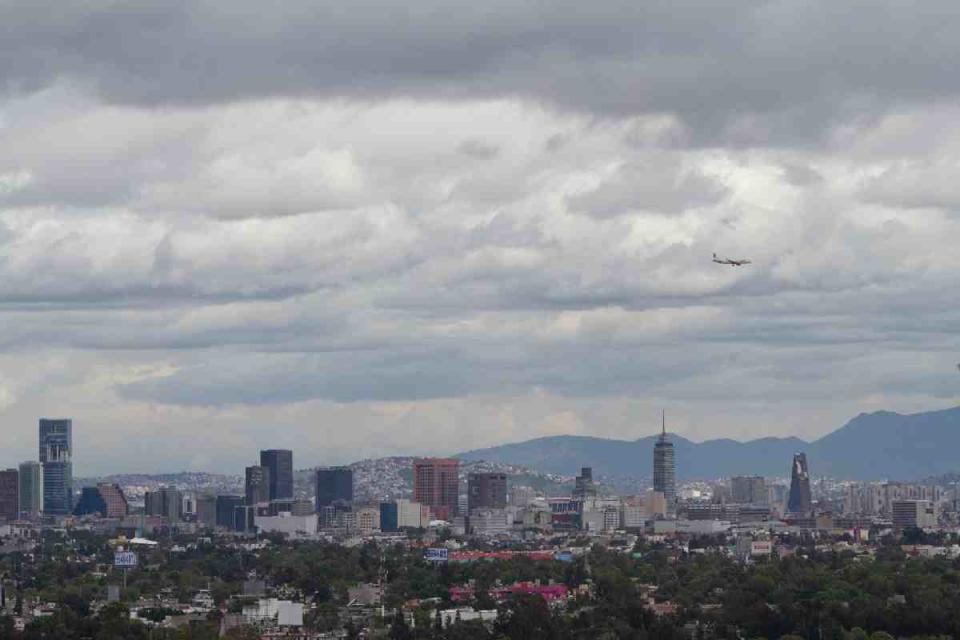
413, 458, 460, 521
74, 483, 129, 518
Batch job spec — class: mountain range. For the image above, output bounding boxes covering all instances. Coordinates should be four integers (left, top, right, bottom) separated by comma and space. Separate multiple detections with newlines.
457, 405, 960, 481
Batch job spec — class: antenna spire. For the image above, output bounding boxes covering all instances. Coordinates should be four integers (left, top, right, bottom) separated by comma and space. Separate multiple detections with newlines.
661, 409, 666, 437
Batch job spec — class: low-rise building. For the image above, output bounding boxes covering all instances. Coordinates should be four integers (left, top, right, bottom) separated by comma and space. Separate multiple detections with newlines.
254, 513, 318, 537
892, 500, 937, 531
653, 519, 732, 536
620, 503, 646, 530
470, 509, 510, 536
397, 499, 428, 529
437, 609, 498, 628
355, 506, 381, 533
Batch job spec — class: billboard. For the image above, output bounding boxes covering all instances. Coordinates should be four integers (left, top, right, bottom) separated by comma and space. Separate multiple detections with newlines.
424, 547, 449, 562
750, 541, 773, 556
114, 551, 138, 568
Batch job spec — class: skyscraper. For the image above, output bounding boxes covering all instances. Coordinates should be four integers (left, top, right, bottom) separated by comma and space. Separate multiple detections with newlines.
467, 472, 508, 512
260, 450, 294, 501
315, 467, 354, 510
144, 486, 182, 522
215, 494, 244, 529
196, 495, 218, 528
245, 466, 271, 506
39, 418, 73, 516
413, 458, 460, 521
18, 461, 42, 520
573, 467, 598, 500
652, 411, 676, 516
787, 452, 812, 516
0, 470, 18, 521
380, 502, 399, 532
730, 476, 768, 505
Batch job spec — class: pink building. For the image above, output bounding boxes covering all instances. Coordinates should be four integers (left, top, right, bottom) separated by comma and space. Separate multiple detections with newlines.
450, 582, 568, 604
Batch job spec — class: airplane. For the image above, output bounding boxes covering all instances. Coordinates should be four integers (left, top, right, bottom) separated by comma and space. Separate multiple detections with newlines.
713, 252, 752, 266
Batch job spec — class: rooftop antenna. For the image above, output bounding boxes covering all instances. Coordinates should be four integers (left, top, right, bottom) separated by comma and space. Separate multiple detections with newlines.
662, 409, 666, 437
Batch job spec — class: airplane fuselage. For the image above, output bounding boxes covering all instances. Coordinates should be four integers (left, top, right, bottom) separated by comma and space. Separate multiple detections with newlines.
712, 254, 751, 266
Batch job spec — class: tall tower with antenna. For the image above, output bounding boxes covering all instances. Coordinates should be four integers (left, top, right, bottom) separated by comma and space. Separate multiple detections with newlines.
653, 410, 676, 516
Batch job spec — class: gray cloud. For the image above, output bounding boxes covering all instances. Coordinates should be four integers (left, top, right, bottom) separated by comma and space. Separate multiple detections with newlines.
780, 162, 824, 187
567, 159, 728, 217
118, 348, 477, 405
458, 139, 500, 159
859, 160, 960, 210
4, 1, 960, 144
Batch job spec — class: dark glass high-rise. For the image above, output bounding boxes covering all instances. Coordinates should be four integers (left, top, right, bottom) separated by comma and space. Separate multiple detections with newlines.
260, 449, 294, 501
39, 418, 73, 516
316, 466, 354, 511
787, 452, 812, 516
245, 465, 271, 505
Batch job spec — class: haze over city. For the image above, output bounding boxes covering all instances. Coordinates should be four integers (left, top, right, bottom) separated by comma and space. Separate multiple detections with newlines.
3, 1, 960, 474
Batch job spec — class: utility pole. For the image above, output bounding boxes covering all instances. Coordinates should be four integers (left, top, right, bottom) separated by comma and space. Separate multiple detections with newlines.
378, 544, 387, 620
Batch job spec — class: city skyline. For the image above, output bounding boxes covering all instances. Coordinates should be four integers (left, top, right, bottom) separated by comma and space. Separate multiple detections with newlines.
3, 3, 960, 636
7, 403, 960, 478
5, 409, 953, 543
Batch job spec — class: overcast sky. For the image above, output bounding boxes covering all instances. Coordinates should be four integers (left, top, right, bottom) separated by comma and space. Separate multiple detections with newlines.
2, 1, 959, 474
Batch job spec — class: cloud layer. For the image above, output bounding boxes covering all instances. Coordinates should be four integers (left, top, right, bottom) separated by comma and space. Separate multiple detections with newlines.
1, 1, 959, 473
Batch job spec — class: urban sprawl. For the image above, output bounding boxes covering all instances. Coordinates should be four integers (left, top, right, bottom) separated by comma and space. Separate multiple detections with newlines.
0, 418, 958, 639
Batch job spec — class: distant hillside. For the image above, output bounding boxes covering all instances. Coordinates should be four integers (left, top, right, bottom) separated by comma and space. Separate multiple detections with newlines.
459, 434, 802, 479
458, 406, 960, 481
810, 407, 960, 479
